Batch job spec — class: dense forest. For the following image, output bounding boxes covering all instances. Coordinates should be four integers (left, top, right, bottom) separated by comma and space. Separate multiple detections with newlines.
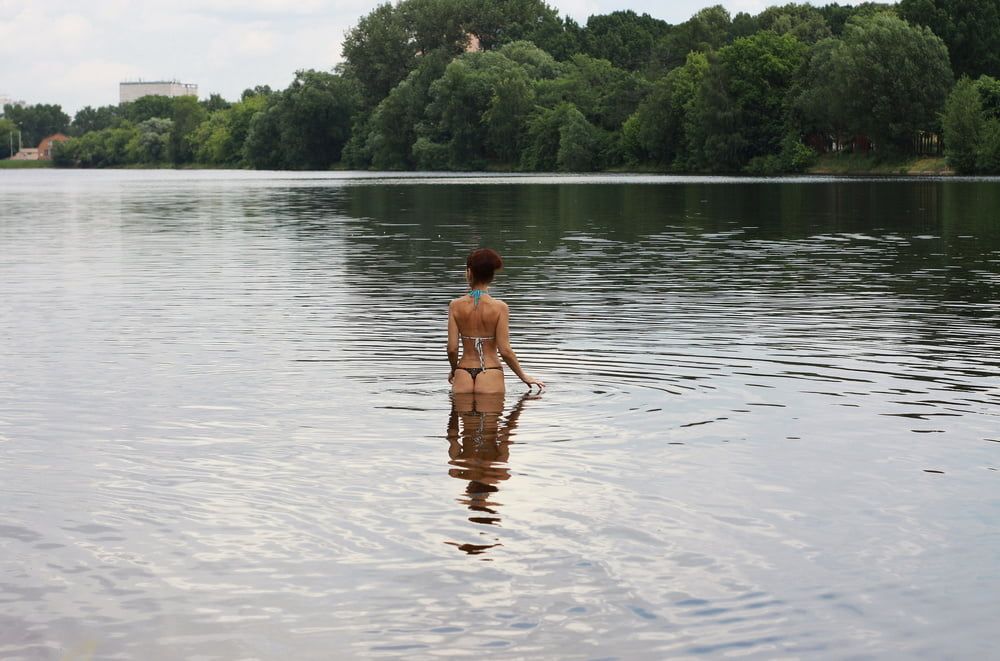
5, 0, 1000, 174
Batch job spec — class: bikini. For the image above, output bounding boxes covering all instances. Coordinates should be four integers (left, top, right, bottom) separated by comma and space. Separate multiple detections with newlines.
458, 289, 503, 381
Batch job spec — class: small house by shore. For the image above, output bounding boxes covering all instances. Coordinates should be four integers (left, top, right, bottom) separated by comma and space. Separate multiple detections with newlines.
38, 133, 70, 160
10, 148, 39, 161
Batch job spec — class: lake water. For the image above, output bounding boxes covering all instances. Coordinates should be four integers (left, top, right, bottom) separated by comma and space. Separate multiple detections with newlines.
0, 170, 997, 659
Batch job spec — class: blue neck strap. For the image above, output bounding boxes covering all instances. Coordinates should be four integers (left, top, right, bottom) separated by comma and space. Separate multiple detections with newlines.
469, 289, 485, 307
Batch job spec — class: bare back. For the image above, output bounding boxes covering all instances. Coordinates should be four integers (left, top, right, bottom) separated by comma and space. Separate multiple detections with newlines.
448, 288, 537, 394
450, 294, 504, 370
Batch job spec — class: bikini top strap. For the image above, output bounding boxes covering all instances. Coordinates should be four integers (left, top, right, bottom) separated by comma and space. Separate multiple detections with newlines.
474, 337, 486, 371
469, 289, 484, 307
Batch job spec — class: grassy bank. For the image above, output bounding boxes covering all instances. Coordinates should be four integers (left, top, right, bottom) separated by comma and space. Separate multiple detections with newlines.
0, 160, 54, 169
808, 153, 952, 175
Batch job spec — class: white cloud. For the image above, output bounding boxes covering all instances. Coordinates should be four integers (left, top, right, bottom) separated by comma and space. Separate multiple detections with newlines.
0, 5, 93, 54
285, 25, 346, 71
208, 22, 278, 63
237, 29, 277, 55
555, 0, 603, 22
50, 59, 141, 109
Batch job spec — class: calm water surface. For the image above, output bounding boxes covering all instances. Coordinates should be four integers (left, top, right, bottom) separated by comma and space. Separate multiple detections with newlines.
1, 170, 998, 659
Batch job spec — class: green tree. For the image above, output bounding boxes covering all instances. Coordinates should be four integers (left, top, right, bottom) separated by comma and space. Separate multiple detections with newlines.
245, 70, 361, 170
818, 2, 896, 36
655, 5, 732, 72
556, 106, 606, 171
730, 12, 759, 39
0, 117, 16, 157
899, 0, 1000, 78
498, 39, 564, 79
201, 93, 231, 113
522, 102, 604, 171
974, 75, 1000, 118
482, 65, 535, 162
353, 40, 564, 170
535, 16, 585, 61
123, 95, 176, 123
835, 13, 953, 152
241, 85, 274, 100
347, 49, 452, 169
2, 103, 70, 147
54, 123, 139, 167
419, 47, 555, 169
342, 3, 414, 108
71, 105, 124, 135
623, 51, 709, 167
756, 3, 832, 43
400, 0, 469, 55
189, 111, 232, 165
789, 37, 850, 144
941, 77, 983, 173
563, 55, 648, 131
342, 0, 470, 110
976, 117, 1000, 172
580, 10, 671, 72
421, 52, 507, 169
130, 118, 173, 163
244, 105, 284, 169
686, 31, 807, 171
467, 0, 565, 52
190, 92, 270, 166
169, 96, 207, 164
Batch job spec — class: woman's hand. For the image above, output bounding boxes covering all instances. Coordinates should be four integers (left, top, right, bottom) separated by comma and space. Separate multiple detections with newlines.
523, 375, 545, 391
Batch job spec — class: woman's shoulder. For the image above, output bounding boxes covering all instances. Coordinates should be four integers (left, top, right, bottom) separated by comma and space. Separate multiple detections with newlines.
449, 293, 507, 310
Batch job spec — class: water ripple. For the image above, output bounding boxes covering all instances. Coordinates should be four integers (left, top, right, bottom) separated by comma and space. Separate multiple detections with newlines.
0, 171, 997, 659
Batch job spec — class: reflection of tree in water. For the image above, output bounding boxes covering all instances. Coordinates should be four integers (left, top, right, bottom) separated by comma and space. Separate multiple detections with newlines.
445, 391, 536, 556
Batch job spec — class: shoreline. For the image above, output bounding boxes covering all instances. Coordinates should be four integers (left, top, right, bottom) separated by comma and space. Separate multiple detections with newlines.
2, 156, 956, 176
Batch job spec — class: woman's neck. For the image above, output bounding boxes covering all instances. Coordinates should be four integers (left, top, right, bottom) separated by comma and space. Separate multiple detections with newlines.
469, 283, 489, 292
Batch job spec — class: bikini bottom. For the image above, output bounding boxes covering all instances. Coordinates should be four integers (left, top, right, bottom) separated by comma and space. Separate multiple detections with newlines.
460, 366, 503, 381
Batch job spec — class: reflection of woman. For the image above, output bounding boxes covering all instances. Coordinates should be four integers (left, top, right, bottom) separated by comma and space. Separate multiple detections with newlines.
446, 391, 536, 555
447, 248, 544, 394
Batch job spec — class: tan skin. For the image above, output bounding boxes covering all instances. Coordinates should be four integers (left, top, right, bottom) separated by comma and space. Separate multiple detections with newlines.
447, 268, 545, 394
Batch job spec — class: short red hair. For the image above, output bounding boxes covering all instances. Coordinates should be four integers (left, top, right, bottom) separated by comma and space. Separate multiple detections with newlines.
467, 248, 503, 284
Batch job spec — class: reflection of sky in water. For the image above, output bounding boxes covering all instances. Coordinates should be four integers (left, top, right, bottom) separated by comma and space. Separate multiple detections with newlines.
0, 171, 997, 658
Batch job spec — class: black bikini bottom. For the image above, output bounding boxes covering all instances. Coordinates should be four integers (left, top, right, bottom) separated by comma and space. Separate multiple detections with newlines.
460, 366, 503, 381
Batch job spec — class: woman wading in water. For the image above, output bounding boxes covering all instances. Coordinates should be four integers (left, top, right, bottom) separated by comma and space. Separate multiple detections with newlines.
447, 249, 544, 394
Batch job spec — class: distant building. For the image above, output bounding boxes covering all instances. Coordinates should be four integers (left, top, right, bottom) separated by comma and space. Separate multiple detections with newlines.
37, 133, 70, 160
11, 148, 39, 161
120, 80, 198, 104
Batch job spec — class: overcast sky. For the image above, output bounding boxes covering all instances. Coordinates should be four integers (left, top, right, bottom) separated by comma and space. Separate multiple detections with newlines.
1, 0, 872, 114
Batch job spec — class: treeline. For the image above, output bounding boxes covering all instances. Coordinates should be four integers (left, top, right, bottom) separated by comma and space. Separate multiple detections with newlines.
9, 0, 1000, 173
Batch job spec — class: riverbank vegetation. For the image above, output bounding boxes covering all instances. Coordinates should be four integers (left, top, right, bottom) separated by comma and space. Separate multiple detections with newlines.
6, 0, 1000, 174
0, 159, 53, 169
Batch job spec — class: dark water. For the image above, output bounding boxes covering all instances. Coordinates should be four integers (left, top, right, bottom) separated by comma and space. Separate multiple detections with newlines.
1, 170, 998, 659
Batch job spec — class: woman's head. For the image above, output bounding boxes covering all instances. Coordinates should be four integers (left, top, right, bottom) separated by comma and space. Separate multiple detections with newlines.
466, 248, 503, 286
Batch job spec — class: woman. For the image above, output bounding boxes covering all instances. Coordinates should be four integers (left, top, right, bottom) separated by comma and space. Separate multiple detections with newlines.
447, 248, 544, 394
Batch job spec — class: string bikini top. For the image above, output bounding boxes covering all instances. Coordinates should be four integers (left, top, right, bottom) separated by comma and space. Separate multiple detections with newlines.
463, 290, 493, 370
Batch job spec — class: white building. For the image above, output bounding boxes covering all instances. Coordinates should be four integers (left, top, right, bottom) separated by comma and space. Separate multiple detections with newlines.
119, 80, 198, 104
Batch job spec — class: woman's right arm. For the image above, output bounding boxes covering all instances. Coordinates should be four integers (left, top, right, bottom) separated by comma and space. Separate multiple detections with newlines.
495, 303, 545, 390
447, 300, 459, 382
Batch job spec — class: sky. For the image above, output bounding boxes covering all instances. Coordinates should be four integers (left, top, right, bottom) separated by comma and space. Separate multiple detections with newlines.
1, 0, 872, 115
